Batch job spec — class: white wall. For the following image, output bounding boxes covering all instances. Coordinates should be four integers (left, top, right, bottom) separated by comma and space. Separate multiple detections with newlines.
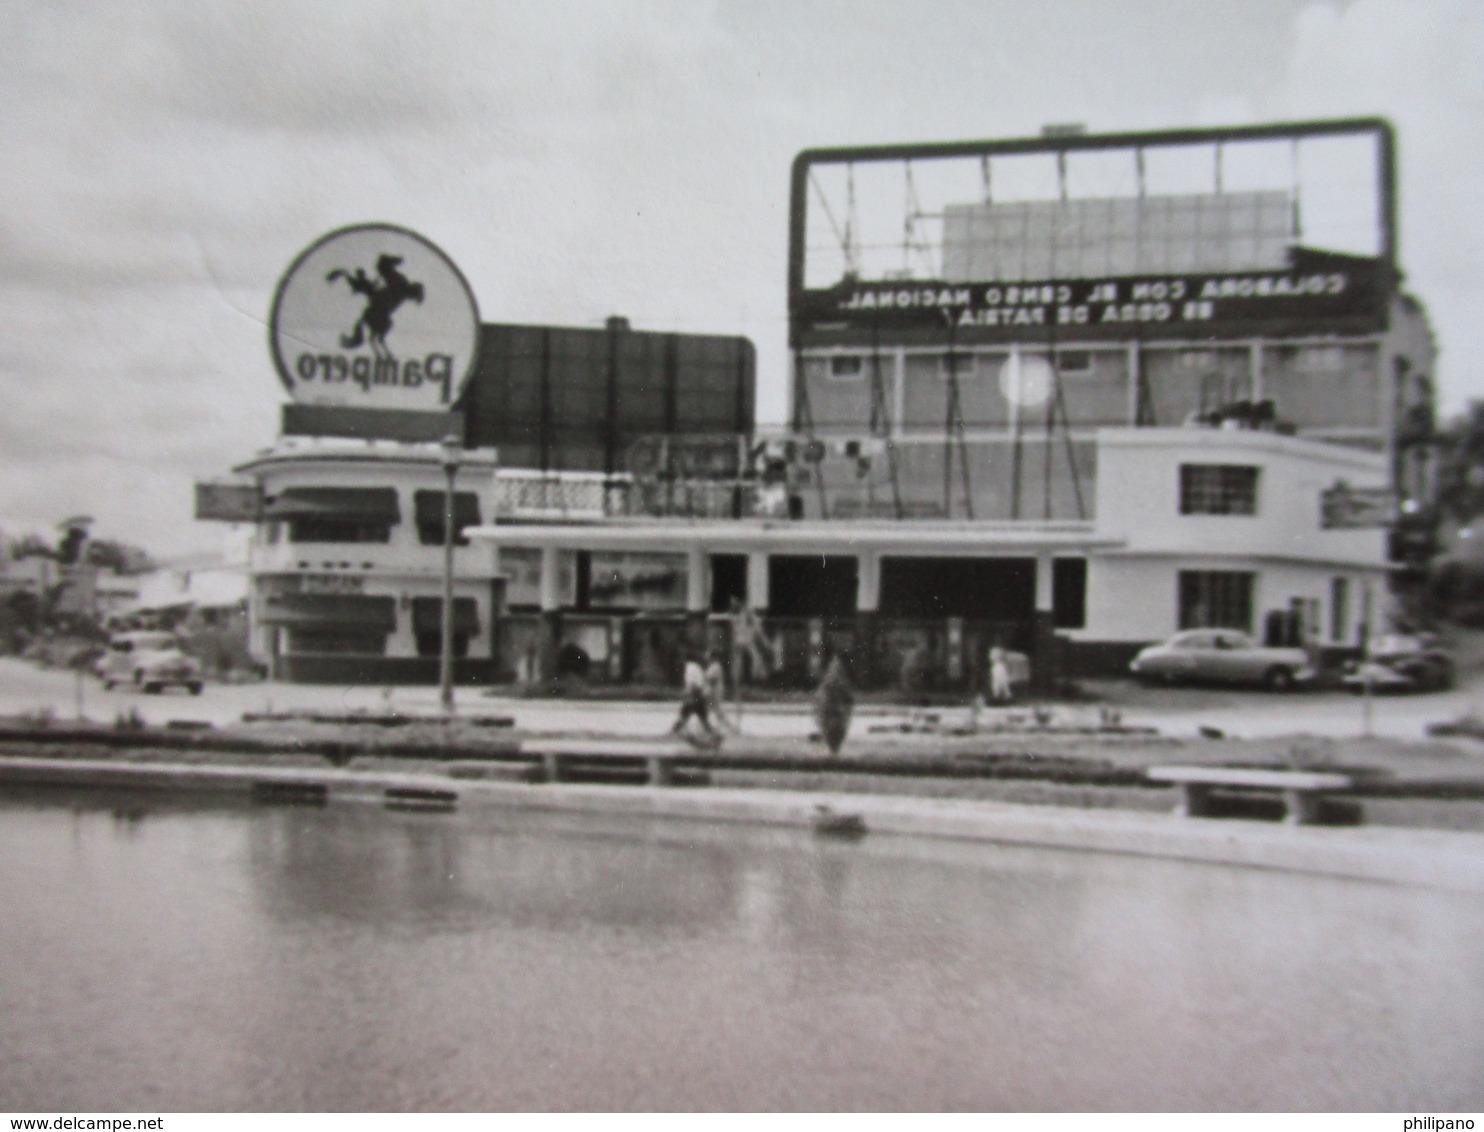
1081, 555, 1386, 646
243, 442, 502, 661
1094, 427, 1387, 567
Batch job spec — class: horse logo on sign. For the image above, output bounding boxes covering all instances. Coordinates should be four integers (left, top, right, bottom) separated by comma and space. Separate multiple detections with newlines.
270, 223, 480, 410
325, 254, 426, 359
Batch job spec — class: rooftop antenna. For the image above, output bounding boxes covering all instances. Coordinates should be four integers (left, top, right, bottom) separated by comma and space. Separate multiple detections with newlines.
809, 170, 853, 279
845, 162, 861, 277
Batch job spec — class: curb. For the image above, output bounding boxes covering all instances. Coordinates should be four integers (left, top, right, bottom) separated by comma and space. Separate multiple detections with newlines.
2, 755, 1482, 893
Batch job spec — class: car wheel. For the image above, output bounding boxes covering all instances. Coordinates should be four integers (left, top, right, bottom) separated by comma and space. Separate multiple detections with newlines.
143, 682, 163, 695
187, 683, 203, 696
1264, 666, 1295, 693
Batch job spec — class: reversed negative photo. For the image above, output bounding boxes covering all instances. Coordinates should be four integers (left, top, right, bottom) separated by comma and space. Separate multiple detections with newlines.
1, 1, 1482, 1114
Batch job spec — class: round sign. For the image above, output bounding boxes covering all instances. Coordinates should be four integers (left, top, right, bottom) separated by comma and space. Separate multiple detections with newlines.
269, 223, 480, 410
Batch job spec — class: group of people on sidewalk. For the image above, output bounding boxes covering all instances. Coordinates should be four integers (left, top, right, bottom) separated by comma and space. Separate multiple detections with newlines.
669, 641, 1020, 746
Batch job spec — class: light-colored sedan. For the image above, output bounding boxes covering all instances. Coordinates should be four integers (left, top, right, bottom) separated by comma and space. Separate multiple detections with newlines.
1130, 629, 1317, 691
96, 631, 204, 694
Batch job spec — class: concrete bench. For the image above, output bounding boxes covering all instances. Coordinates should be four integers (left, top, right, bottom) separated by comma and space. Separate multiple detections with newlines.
1147, 765, 1355, 825
522, 739, 694, 786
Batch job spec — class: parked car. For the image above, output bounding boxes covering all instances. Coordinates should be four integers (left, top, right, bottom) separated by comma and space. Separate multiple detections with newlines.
96, 631, 204, 694
1130, 629, 1317, 691
1342, 633, 1455, 694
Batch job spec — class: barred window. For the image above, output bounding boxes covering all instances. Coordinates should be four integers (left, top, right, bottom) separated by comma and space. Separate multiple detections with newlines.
1178, 571, 1254, 632
1179, 464, 1259, 515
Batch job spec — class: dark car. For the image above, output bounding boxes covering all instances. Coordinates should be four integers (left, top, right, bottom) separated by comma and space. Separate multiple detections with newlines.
1342, 633, 1455, 694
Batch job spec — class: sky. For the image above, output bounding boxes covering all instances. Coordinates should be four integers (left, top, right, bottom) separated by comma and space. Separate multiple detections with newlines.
1, 0, 1480, 560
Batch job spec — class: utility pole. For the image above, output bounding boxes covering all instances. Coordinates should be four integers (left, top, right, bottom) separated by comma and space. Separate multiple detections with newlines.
439, 435, 462, 715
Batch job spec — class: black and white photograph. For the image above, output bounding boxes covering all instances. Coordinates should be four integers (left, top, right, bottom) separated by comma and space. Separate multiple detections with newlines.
1, 0, 1482, 1116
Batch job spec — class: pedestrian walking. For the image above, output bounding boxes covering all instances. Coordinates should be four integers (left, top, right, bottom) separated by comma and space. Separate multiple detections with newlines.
703, 650, 734, 733
814, 654, 855, 755
989, 645, 1013, 703
670, 651, 718, 741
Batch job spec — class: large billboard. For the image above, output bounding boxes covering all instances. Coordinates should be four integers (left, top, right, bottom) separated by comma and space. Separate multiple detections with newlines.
270, 223, 481, 410
788, 119, 1397, 345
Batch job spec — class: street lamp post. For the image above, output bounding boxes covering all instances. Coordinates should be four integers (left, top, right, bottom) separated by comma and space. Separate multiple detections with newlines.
439, 435, 462, 714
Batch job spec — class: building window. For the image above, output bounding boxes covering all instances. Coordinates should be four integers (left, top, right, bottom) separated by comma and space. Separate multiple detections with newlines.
1179, 464, 1260, 515
410, 596, 480, 657
1178, 570, 1254, 632
1056, 350, 1092, 375
284, 627, 387, 655
1330, 577, 1350, 644
414, 491, 481, 546
270, 487, 400, 544
1052, 557, 1087, 629
288, 517, 393, 543
827, 355, 865, 381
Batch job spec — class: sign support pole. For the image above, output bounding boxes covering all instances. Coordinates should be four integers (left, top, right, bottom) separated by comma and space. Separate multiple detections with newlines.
440, 436, 461, 715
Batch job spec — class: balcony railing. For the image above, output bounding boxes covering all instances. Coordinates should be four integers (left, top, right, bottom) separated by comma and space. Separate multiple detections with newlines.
490, 470, 1086, 524
494, 472, 617, 521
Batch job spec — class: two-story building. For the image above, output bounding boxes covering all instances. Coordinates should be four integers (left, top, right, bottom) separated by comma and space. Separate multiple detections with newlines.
204, 123, 1433, 690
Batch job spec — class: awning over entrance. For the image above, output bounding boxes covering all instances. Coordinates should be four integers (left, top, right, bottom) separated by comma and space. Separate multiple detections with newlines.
262, 487, 401, 521
258, 593, 397, 628
410, 596, 481, 634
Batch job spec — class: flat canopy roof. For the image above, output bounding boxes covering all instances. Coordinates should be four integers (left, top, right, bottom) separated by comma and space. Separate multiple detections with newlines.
466, 519, 1122, 556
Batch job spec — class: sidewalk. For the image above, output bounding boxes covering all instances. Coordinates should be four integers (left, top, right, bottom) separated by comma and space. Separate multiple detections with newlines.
4, 656, 1483, 779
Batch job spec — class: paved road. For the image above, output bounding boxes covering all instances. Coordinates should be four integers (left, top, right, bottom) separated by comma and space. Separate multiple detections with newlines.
1, 655, 1479, 744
